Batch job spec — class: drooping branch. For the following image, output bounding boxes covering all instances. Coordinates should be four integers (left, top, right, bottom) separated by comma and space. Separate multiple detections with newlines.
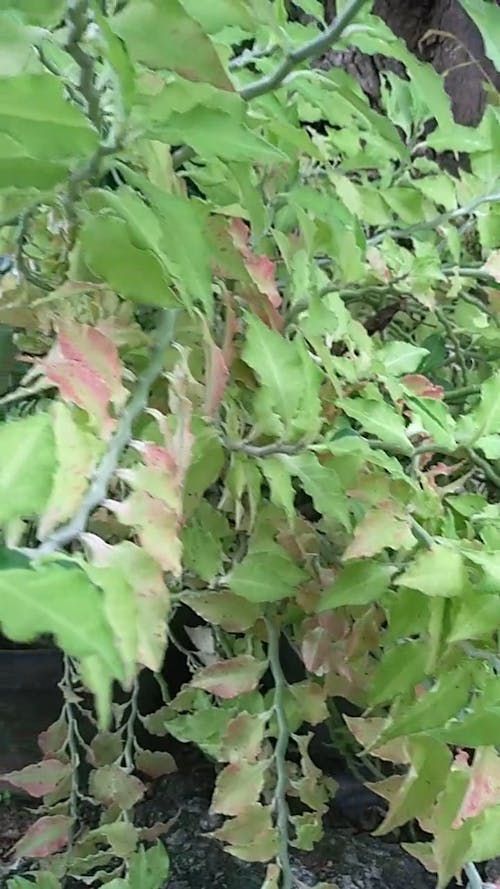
29, 308, 177, 558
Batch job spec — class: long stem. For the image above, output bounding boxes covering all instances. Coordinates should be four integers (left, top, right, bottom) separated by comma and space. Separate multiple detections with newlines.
241, 0, 368, 101
265, 617, 293, 889
30, 308, 177, 557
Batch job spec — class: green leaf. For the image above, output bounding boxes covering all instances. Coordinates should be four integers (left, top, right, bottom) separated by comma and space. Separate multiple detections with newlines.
377, 341, 429, 376
128, 843, 170, 889
458, 0, 500, 69
395, 547, 466, 598
448, 593, 500, 642
338, 397, 412, 454
380, 665, 472, 741
462, 371, 500, 441
228, 542, 308, 603
406, 398, 456, 450
370, 640, 428, 706
112, 0, 233, 90
281, 452, 350, 529
317, 560, 394, 611
0, 414, 55, 524
0, 73, 98, 189
0, 1, 64, 25
242, 316, 310, 430
259, 457, 296, 524
0, 563, 123, 723
79, 214, 175, 307
343, 506, 415, 559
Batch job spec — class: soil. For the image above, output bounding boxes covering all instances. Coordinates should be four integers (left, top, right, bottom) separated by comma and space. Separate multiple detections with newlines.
0, 747, 443, 889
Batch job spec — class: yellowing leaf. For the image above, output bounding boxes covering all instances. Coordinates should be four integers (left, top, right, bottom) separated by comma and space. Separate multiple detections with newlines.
211, 760, 269, 816
191, 656, 266, 699
0, 413, 55, 524
38, 402, 100, 538
343, 505, 415, 559
395, 547, 466, 598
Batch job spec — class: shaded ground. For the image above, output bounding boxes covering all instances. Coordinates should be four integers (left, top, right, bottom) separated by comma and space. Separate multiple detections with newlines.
0, 758, 437, 889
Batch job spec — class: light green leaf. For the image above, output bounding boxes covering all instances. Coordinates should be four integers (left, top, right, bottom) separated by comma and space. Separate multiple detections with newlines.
407, 397, 456, 451
259, 457, 295, 524
371, 640, 428, 706
112, 0, 233, 89
338, 397, 412, 454
0, 73, 98, 189
475, 435, 500, 459
377, 341, 429, 376
458, 0, 500, 69
79, 214, 176, 306
242, 316, 306, 429
228, 542, 307, 603
0, 414, 55, 524
448, 593, 500, 642
380, 666, 472, 742
281, 452, 350, 529
463, 372, 500, 441
0, 563, 123, 681
317, 560, 394, 611
395, 546, 466, 598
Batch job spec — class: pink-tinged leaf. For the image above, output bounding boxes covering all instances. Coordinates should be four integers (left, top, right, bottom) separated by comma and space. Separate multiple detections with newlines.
211, 760, 269, 816
14, 815, 71, 858
81, 536, 170, 672
343, 503, 415, 560
35, 323, 127, 435
203, 321, 229, 418
89, 764, 145, 810
38, 716, 68, 757
191, 655, 266, 699
228, 219, 281, 309
290, 682, 328, 726
221, 711, 267, 763
454, 747, 500, 826
402, 375, 444, 400
135, 749, 177, 778
301, 626, 331, 677
1, 759, 71, 798
344, 716, 410, 764
106, 491, 182, 576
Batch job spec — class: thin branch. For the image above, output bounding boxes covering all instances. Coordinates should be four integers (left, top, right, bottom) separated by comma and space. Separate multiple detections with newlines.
224, 438, 307, 457
369, 192, 500, 246
265, 616, 293, 889
64, 0, 104, 135
467, 449, 500, 489
172, 0, 368, 170
240, 0, 368, 101
28, 309, 177, 558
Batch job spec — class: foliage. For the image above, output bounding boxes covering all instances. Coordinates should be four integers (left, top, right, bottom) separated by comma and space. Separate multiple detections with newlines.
0, 0, 498, 888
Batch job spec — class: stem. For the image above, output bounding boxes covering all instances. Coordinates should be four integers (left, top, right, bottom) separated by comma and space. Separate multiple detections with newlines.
443, 385, 480, 403
369, 191, 500, 246
265, 617, 293, 889
241, 0, 368, 101
29, 308, 177, 557
225, 439, 307, 457
467, 449, 500, 489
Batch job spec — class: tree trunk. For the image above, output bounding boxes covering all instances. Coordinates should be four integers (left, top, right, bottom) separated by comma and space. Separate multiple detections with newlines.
320, 0, 500, 126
